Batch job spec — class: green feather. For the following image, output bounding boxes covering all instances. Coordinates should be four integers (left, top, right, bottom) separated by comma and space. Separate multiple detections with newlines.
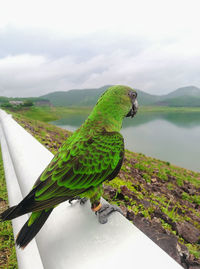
28, 211, 42, 226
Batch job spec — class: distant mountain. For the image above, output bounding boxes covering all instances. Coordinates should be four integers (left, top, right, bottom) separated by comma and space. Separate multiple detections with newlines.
136, 90, 162, 105
41, 85, 200, 107
164, 86, 200, 99
41, 86, 162, 107
2, 85, 200, 108
41, 85, 110, 107
157, 86, 200, 107
156, 96, 200, 107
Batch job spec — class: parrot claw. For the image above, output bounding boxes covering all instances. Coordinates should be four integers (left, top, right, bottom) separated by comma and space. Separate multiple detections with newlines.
97, 204, 123, 224
69, 197, 88, 205
79, 197, 88, 205
69, 197, 80, 204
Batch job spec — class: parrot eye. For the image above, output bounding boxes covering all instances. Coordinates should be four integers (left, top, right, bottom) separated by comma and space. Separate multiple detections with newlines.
128, 91, 137, 99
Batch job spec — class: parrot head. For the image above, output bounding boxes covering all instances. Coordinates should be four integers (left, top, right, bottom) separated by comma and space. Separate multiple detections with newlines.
87, 85, 138, 132
96, 85, 138, 117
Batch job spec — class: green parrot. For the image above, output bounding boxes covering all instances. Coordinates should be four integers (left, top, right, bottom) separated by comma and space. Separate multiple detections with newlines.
0, 85, 138, 248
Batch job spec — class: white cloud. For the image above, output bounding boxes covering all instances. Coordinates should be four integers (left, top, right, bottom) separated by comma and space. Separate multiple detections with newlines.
1, 39, 200, 97
0, 53, 114, 96
0, 0, 200, 96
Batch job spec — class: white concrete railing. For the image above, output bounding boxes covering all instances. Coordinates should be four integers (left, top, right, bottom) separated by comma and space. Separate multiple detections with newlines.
0, 109, 182, 269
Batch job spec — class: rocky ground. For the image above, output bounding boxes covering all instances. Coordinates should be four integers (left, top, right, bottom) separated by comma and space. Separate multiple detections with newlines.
103, 158, 200, 269
0, 112, 199, 268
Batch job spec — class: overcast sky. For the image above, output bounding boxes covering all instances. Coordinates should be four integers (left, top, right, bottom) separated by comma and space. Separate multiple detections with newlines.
0, 0, 200, 97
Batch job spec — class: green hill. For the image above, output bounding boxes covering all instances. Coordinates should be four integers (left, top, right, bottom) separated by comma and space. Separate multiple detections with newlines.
137, 90, 162, 105
157, 96, 200, 107
2, 85, 200, 107
41, 85, 200, 107
163, 86, 200, 99
41, 85, 110, 106
41, 86, 162, 107
156, 86, 200, 107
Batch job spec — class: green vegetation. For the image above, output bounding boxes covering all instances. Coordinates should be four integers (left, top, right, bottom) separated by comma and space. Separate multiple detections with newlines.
158, 96, 200, 107
182, 192, 200, 205
0, 96, 49, 105
4, 106, 91, 123
11, 106, 60, 122
0, 148, 18, 268
1, 100, 34, 110
40, 85, 110, 106
12, 112, 72, 151
157, 86, 200, 107
40, 85, 200, 107
186, 244, 200, 259
2, 85, 200, 109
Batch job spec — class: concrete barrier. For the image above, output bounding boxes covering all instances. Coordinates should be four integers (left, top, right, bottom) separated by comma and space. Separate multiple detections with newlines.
0, 109, 182, 269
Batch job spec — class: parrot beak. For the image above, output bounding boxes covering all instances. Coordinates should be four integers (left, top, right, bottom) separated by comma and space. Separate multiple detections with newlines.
126, 92, 138, 118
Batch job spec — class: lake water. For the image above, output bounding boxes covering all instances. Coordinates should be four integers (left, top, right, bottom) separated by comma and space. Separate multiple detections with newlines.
52, 111, 200, 172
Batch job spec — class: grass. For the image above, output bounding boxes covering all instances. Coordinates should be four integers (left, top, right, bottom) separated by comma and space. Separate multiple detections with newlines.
182, 192, 200, 205
104, 149, 200, 259
0, 148, 18, 269
4, 106, 92, 123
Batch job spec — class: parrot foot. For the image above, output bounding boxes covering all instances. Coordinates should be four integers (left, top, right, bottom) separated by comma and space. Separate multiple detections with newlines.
69, 197, 88, 205
96, 204, 123, 224
79, 197, 88, 205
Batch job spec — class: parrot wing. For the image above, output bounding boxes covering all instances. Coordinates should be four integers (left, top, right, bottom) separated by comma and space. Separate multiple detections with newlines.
31, 130, 124, 207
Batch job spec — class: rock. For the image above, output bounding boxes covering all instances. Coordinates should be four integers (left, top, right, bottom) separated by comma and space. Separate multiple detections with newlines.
177, 242, 189, 259
129, 214, 182, 265
151, 178, 157, 183
182, 182, 197, 196
156, 234, 181, 264
126, 212, 200, 268
126, 210, 135, 221
153, 208, 177, 230
120, 186, 140, 202
120, 185, 132, 198
119, 172, 126, 180
172, 187, 183, 198
152, 217, 161, 224
119, 204, 128, 217
125, 165, 131, 171
176, 221, 200, 243
103, 185, 116, 199
140, 200, 151, 208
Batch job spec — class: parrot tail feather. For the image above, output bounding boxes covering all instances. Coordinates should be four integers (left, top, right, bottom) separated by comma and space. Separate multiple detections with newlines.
0, 205, 18, 221
16, 208, 53, 249
0, 189, 36, 221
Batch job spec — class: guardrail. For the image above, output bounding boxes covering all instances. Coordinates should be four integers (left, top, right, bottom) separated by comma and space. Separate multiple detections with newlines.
0, 109, 183, 269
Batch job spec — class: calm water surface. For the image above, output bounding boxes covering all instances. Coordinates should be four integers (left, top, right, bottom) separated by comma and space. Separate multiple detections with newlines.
52, 111, 200, 172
